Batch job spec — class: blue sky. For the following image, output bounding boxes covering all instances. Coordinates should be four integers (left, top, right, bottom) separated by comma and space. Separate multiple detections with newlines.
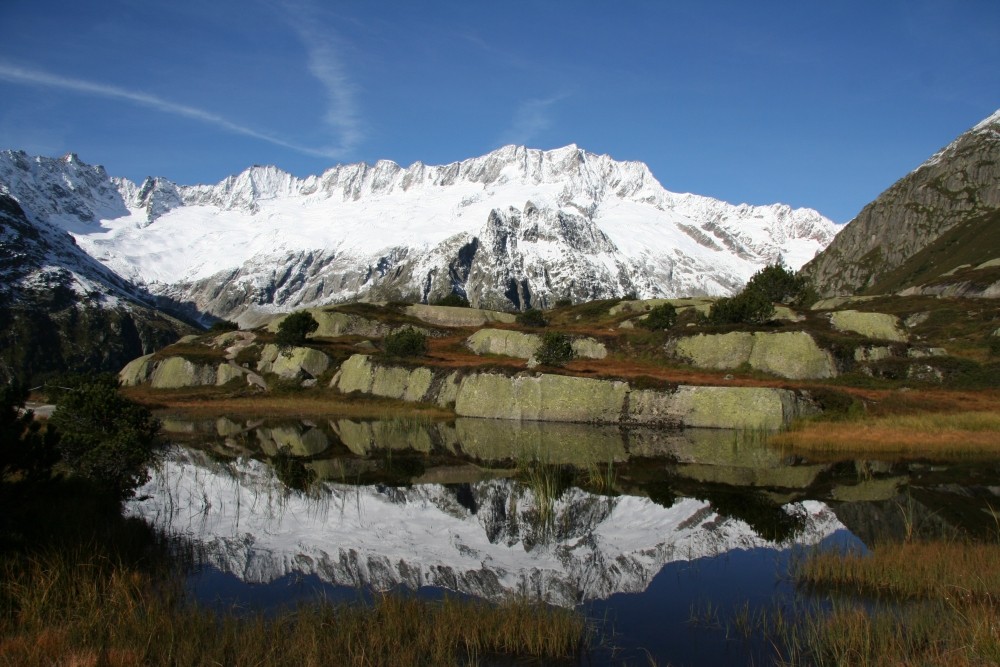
1, 1, 997, 223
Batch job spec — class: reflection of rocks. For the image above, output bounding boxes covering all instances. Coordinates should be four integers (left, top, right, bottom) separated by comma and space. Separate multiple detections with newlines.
257, 424, 331, 457
129, 448, 843, 607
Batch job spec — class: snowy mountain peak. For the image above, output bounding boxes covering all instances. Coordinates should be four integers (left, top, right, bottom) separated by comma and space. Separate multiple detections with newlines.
0, 147, 838, 321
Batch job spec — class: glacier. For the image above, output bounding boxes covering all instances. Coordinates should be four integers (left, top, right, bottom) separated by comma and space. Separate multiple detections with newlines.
0, 145, 837, 324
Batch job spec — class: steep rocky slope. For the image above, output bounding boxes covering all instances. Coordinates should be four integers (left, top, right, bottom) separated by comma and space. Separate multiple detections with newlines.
800, 109, 1000, 297
0, 191, 192, 382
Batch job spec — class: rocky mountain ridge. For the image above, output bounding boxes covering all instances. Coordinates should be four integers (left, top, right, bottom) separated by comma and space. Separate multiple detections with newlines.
0, 145, 837, 326
800, 108, 1000, 298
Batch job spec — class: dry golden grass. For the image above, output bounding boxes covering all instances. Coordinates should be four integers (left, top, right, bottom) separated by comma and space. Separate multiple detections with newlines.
0, 548, 588, 667
123, 385, 453, 421
772, 410, 1000, 456
770, 540, 1000, 666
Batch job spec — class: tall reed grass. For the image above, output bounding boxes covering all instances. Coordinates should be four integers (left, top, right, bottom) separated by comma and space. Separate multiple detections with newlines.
0, 547, 588, 666
743, 540, 1000, 666
772, 410, 1000, 457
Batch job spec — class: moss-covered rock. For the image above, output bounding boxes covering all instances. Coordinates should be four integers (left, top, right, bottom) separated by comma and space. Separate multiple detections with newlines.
215, 362, 245, 385
466, 329, 541, 358
405, 304, 517, 328
829, 310, 908, 342
330, 354, 445, 403
465, 328, 608, 361
119, 354, 156, 386
670, 331, 836, 379
149, 356, 217, 389
257, 344, 330, 379
454, 373, 629, 422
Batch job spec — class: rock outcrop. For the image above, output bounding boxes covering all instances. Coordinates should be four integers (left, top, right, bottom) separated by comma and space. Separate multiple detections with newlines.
330, 354, 818, 429
668, 332, 837, 379
800, 109, 1000, 297
465, 328, 607, 360
829, 311, 908, 342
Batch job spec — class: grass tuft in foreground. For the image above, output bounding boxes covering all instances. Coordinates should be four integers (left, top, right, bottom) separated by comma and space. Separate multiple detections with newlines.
0, 547, 588, 666
754, 540, 1000, 666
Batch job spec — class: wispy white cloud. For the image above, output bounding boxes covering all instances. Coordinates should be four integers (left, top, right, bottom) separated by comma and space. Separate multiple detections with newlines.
0, 61, 348, 159
498, 93, 571, 147
279, 2, 363, 155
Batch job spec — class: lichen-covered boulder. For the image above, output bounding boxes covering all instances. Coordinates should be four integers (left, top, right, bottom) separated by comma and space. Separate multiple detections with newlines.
455, 373, 628, 422
119, 354, 156, 386
215, 363, 245, 385
466, 329, 541, 358
330, 354, 449, 405
465, 328, 608, 361
673, 386, 809, 430
670, 331, 836, 379
671, 332, 755, 371
149, 357, 218, 389
747, 332, 836, 379
829, 310, 908, 342
855, 346, 894, 362
405, 304, 516, 328
257, 344, 330, 379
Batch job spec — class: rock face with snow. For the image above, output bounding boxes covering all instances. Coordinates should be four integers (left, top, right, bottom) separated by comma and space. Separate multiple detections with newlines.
800, 109, 1000, 297
0, 190, 191, 382
0, 146, 837, 326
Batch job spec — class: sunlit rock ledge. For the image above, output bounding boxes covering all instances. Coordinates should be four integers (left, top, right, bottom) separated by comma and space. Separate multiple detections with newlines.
330, 354, 818, 429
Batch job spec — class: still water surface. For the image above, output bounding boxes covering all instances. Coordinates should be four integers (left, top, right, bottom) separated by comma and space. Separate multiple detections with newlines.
128, 416, 1000, 665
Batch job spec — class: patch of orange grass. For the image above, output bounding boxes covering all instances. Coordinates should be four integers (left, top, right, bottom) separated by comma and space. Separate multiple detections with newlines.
772, 417, 1000, 456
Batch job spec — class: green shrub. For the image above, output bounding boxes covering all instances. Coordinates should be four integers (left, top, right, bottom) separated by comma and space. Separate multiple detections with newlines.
989, 337, 1000, 357
640, 303, 678, 330
745, 262, 808, 304
434, 293, 470, 308
47, 374, 161, 502
708, 290, 775, 325
275, 311, 319, 347
554, 298, 573, 308
516, 308, 547, 328
535, 332, 575, 367
383, 327, 428, 357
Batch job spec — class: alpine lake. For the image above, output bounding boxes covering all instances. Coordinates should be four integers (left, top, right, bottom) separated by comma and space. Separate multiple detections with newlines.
128, 413, 1000, 666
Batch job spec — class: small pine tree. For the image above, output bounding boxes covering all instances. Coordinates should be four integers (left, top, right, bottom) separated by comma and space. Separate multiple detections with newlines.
641, 303, 678, 330
535, 332, 575, 367
275, 311, 319, 347
383, 327, 428, 357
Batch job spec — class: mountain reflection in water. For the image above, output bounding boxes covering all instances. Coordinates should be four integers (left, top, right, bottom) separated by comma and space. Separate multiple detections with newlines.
128, 416, 1000, 662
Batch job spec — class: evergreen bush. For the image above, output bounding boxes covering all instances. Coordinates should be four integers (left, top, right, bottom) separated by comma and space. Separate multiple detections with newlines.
640, 303, 678, 330
535, 332, 575, 367
383, 327, 428, 357
275, 311, 319, 347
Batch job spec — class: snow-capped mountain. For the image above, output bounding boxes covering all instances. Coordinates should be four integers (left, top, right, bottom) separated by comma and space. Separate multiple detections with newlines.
1, 146, 837, 324
129, 447, 845, 607
0, 187, 190, 382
